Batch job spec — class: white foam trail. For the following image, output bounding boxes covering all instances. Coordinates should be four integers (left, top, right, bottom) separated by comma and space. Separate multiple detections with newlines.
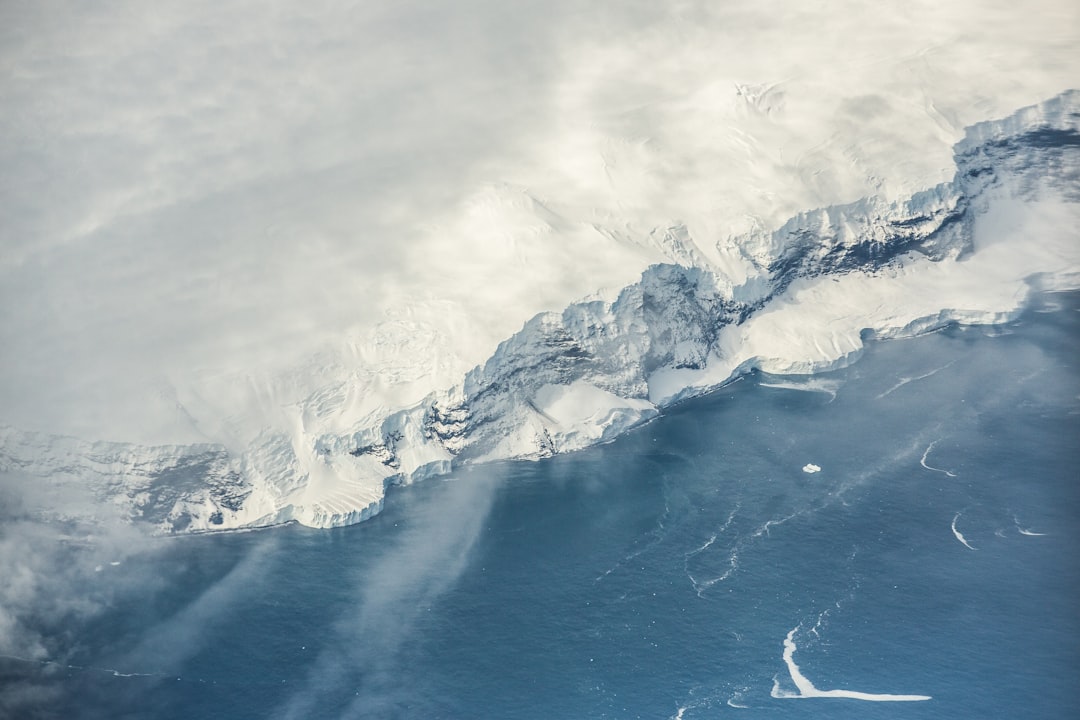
951, 513, 977, 550
1013, 514, 1047, 536
726, 690, 750, 708
688, 533, 718, 556
808, 610, 830, 639
596, 491, 676, 581
0, 653, 164, 681
688, 548, 740, 597
771, 628, 931, 702
751, 511, 800, 538
920, 441, 957, 477
671, 687, 730, 718
683, 506, 740, 594
876, 362, 956, 399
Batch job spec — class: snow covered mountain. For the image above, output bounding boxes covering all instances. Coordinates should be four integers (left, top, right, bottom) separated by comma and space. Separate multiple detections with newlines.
5, 91, 1077, 532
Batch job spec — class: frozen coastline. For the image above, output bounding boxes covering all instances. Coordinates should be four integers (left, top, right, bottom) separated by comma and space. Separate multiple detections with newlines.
3, 91, 1078, 532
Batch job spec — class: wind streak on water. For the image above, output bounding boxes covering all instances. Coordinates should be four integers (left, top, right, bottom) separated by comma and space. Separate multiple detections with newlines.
683, 427, 927, 597
876, 361, 957, 399
277, 471, 499, 720
595, 477, 677, 583
682, 505, 740, 596
683, 509, 804, 596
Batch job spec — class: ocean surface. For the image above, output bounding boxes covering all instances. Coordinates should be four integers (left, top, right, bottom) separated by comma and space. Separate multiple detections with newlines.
11, 292, 1080, 719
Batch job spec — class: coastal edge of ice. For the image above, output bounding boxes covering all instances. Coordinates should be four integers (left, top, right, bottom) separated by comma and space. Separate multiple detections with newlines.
2, 90, 1078, 532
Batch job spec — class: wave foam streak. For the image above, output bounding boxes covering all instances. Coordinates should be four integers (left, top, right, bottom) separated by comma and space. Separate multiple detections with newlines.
682, 506, 740, 595
771, 627, 931, 702
920, 440, 957, 477
952, 512, 977, 550
1014, 514, 1048, 536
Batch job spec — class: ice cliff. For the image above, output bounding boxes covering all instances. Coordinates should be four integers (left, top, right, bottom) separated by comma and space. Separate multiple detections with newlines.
4, 91, 1078, 532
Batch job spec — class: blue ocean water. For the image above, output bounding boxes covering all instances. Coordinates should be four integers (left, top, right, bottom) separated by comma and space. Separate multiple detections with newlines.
13, 292, 1080, 719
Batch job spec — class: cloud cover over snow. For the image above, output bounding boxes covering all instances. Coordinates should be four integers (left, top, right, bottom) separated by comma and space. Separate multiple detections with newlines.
2, 0, 1077, 443
0, 1, 1078, 533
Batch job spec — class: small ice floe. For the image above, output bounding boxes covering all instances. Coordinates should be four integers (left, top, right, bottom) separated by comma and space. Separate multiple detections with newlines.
802, 464, 821, 474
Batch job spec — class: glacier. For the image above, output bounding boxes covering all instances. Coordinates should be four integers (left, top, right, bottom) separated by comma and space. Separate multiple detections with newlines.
4, 90, 1077, 532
